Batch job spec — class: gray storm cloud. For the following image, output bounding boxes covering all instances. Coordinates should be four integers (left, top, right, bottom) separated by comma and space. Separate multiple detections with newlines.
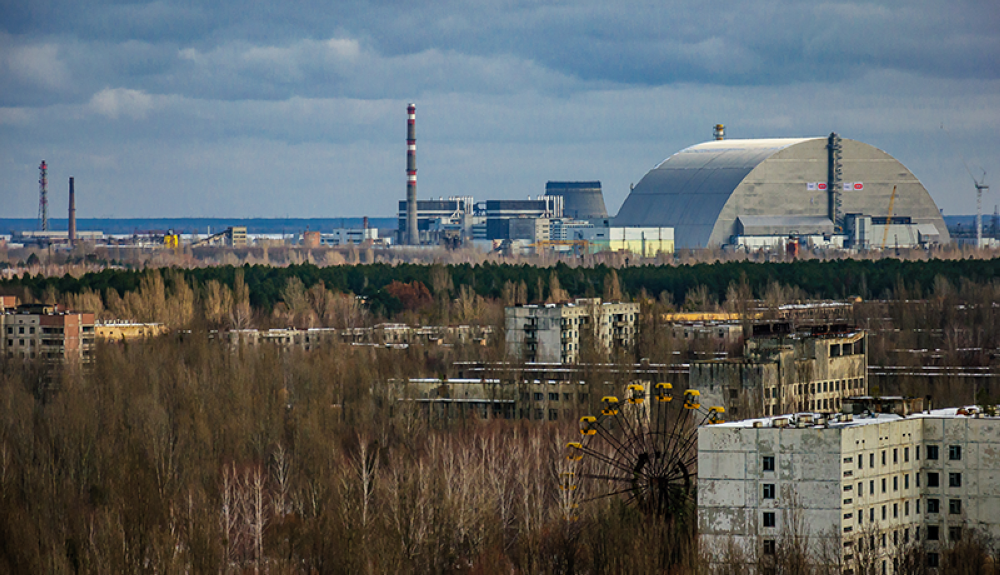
0, 0, 997, 218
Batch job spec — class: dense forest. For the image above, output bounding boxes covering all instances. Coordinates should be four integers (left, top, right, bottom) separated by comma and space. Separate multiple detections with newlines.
4, 258, 1000, 317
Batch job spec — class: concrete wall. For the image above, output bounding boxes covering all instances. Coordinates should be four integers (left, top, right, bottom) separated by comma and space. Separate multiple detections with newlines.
698, 424, 843, 565
700, 412, 1000, 571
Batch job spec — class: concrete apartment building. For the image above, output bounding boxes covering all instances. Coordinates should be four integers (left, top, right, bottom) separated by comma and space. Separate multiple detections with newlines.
698, 401, 1000, 574
504, 298, 640, 363
691, 322, 868, 420
1, 300, 96, 362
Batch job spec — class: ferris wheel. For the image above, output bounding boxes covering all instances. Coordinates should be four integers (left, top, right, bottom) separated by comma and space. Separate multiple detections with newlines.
562, 383, 725, 520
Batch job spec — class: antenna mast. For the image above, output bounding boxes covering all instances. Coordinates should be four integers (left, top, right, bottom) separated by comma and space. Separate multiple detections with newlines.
941, 124, 989, 247
38, 160, 49, 231
975, 178, 989, 247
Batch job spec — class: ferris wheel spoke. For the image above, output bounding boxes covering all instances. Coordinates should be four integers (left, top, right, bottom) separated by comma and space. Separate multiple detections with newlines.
581, 484, 649, 503
608, 409, 648, 463
574, 385, 705, 520
658, 404, 689, 472
578, 446, 648, 478
575, 472, 633, 482
592, 416, 634, 462
652, 431, 689, 477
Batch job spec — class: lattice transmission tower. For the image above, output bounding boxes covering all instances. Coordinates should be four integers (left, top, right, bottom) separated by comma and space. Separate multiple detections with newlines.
38, 160, 49, 231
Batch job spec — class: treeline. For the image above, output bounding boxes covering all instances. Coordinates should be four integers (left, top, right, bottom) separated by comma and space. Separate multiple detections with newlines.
4, 258, 1000, 316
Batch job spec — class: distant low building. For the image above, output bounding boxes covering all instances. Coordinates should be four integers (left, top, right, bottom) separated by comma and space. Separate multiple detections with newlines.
578, 226, 675, 257
95, 321, 169, 341
192, 226, 247, 248
225, 323, 492, 351
321, 228, 382, 246
12, 230, 105, 246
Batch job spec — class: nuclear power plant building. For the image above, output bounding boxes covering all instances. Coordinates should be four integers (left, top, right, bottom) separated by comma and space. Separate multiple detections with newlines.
614, 135, 950, 250
544, 181, 608, 222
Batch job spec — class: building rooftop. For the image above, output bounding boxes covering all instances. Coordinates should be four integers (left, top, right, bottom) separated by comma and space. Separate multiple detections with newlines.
511, 298, 634, 309
714, 405, 999, 429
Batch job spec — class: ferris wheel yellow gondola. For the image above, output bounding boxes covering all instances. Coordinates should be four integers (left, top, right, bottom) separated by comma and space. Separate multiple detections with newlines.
627, 384, 646, 404
655, 382, 673, 402
601, 396, 619, 416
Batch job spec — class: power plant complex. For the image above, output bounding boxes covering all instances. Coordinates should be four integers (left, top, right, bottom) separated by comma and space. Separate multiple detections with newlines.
9, 110, 993, 254
615, 132, 951, 250
395, 117, 957, 254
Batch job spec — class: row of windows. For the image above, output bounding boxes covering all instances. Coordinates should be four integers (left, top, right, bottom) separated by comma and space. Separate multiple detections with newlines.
794, 398, 842, 413
7, 326, 36, 335
845, 471, 963, 497
523, 392, 589, 403
830, 340, 864, 357
793, 378, 864, 396
851, 444, 961, 471
851, 525, 962, 549
850, 498, 962, 526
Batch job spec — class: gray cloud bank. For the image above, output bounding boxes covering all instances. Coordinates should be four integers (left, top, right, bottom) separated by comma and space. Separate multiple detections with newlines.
1, 0, 997, 218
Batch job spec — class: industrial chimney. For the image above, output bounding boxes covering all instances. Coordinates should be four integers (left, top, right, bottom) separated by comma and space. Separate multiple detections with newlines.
406, 103, 418, 245
713, 124, 725, 140
68, 177, 76, 246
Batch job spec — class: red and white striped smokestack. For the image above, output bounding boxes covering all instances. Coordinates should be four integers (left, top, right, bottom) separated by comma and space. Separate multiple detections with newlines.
68, 177, 76, 245
406, 103, 418, 245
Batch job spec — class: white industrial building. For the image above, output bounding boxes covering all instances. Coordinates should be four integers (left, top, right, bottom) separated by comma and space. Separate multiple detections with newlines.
698, 403, 1000, 574
505, 298, 639, 363
614, 134, 950, 250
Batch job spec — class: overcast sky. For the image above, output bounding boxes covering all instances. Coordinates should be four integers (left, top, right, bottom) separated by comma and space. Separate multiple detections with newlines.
1, 0, 998, 219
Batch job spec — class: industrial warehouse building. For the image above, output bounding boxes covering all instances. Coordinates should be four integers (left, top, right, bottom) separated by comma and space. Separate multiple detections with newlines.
615, 134, 950, 250
698, 403, 1000, 574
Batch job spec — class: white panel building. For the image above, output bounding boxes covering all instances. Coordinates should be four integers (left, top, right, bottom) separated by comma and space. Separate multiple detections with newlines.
698, 406, 1000, 574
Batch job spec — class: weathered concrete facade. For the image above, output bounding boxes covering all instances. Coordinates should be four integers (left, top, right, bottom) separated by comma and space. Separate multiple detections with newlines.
399, 377, 596, 422
505, 299, 639, 363
2, 302, 95, 362
691, 329, 868, 420
698, 407, 1000, 573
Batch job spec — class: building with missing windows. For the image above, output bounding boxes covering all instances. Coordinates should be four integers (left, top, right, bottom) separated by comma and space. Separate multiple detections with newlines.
690, 322, 868, 420
697, 401, 1000, 574
1, 300, 95, 362
504, 298, 639, 363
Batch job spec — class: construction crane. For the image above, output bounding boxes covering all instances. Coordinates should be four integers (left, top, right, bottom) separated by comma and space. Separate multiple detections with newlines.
881, 185, 897, 250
